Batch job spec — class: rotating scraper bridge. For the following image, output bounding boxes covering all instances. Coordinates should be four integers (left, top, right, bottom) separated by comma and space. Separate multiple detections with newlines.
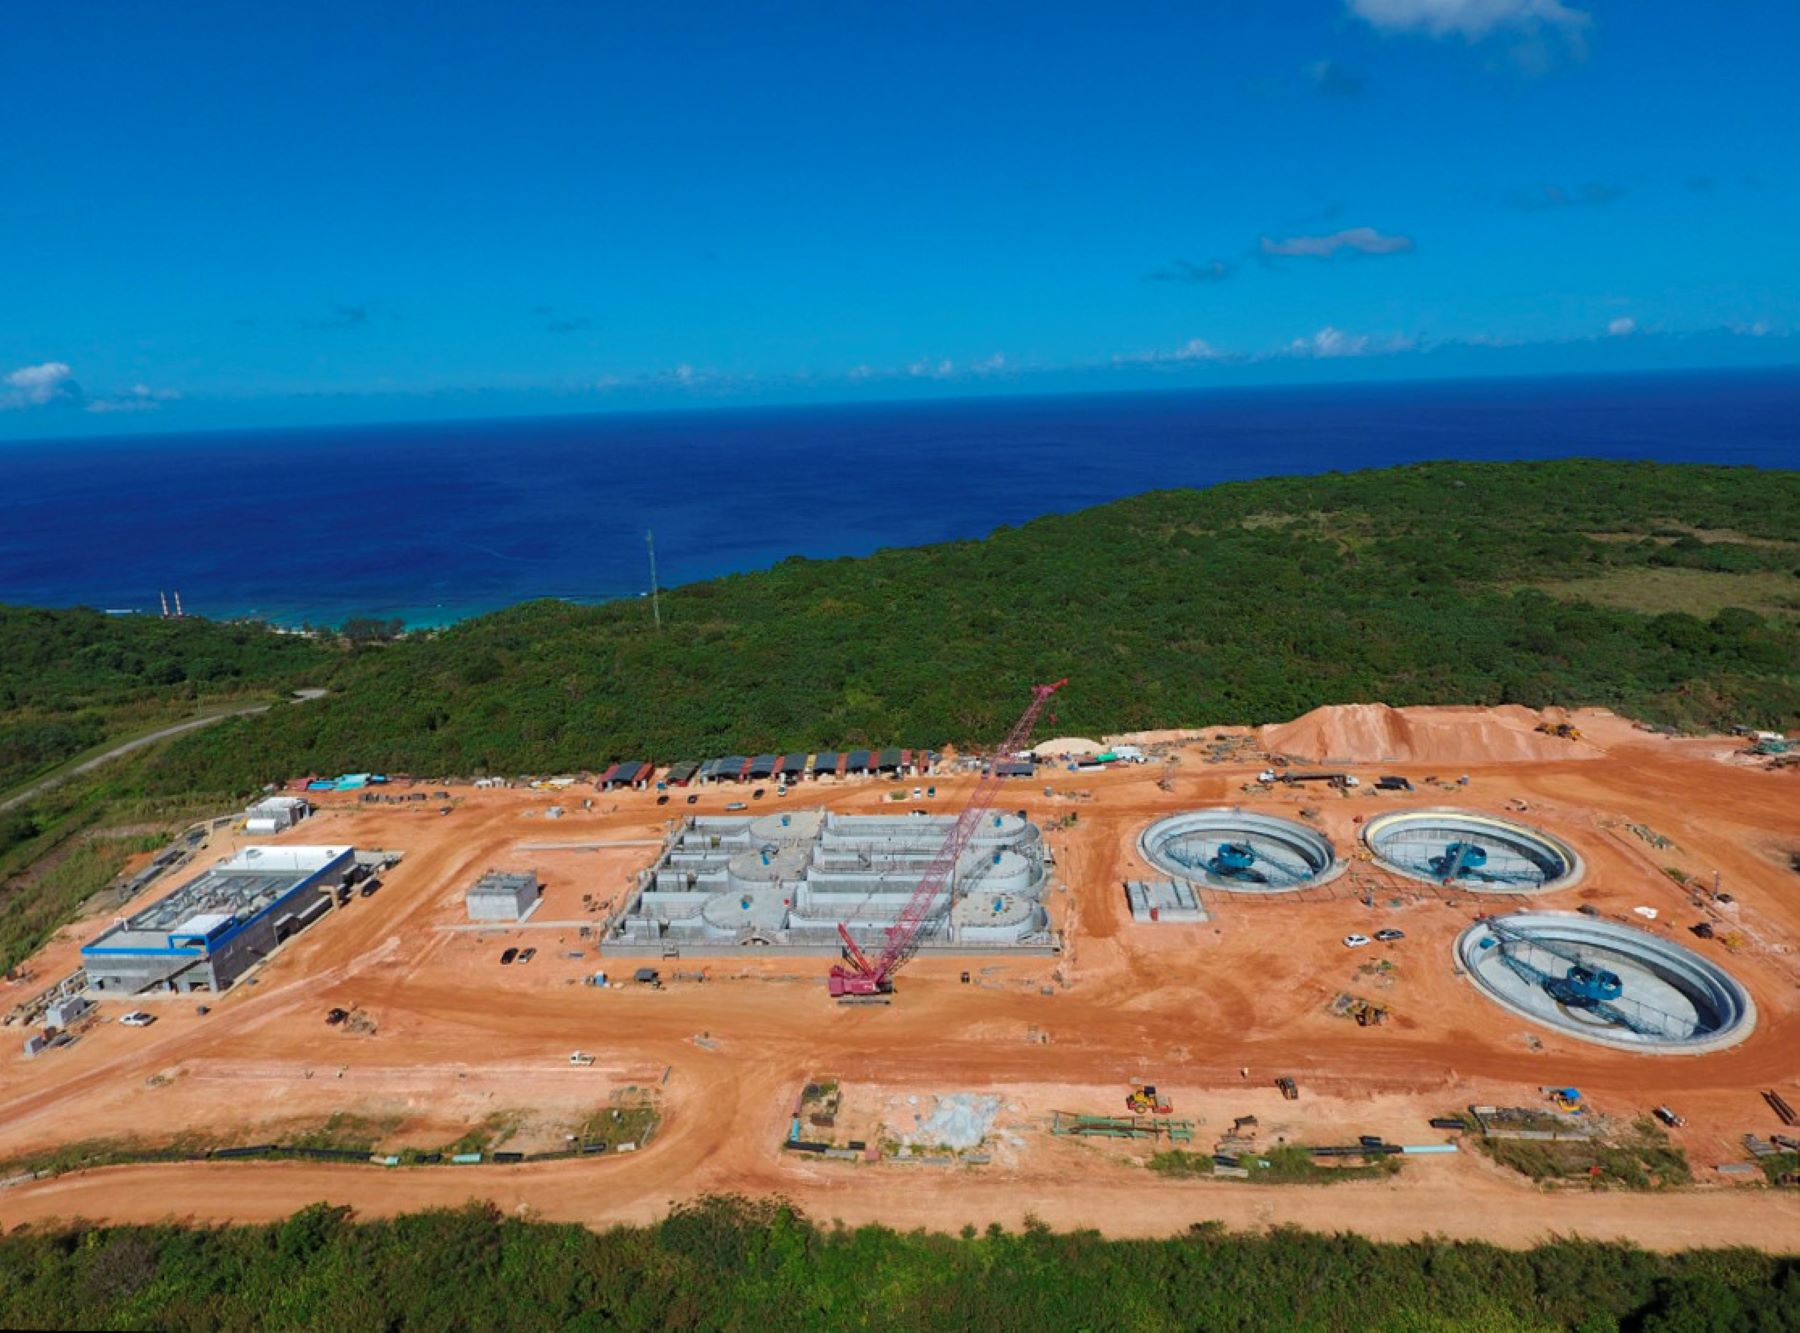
1362, 809, 1582, 893
1138, 809, 1345, 893
610, 810, 1057, 956
1456, 912, 1754, 1053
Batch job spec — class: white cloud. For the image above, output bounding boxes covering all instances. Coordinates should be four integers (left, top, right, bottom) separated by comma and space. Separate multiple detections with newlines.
1113, 337, 1223, 366
1348, 0, 1589, 41
1606, 316, 1637, 337
906, 358, 957, 379
970, 352, 1007, 375
85, 381, 182, 413
1259, 226, 1414, 259
1285, 327, 1417, 358
2, 361, 81, 410
1292, 327, 1370, 358
85, 383, 183, 414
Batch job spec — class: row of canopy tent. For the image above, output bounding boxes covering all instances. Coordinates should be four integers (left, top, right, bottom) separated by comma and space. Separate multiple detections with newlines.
594, 760, 653, 789
657, 748, 922, 786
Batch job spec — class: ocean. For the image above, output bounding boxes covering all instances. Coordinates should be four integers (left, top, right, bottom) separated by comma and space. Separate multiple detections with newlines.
3, 368, 1797, 628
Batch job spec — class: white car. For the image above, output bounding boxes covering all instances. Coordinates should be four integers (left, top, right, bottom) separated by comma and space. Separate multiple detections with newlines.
1342, 934, 1372, 949
119, 1011, 156, 1027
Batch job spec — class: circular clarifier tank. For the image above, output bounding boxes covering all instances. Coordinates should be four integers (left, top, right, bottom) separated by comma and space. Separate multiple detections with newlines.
1362, 809, 1582, 894
1455, 912, 1754, 1053
1138, 809, 1344, 893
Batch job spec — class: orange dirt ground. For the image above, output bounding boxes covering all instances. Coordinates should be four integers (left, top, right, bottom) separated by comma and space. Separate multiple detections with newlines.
3, 705, 1799, 1249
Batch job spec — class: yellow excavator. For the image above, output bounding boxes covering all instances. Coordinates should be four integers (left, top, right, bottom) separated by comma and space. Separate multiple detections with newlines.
1536, 722, 1583, 741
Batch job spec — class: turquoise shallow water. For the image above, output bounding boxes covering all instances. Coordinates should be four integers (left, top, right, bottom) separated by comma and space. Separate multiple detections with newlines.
2, 368, 1796, 627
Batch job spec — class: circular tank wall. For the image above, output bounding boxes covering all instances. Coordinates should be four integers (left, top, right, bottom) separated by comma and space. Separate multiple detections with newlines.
1455, 912, 1754, 1053
1363, 809, 1582, 893
1138, 809, 1343, 893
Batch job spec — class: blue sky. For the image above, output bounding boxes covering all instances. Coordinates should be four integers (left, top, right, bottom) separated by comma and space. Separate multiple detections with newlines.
3, 0, 1796, 438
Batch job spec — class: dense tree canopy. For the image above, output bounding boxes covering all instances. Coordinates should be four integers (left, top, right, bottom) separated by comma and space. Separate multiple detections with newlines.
0, 1197, 1795, 1330
0, 606, 333, 794
144, 458, 1800, 793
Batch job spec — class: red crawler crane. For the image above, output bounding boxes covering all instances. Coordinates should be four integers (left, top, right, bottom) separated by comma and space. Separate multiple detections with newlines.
829, 678, 1067, 999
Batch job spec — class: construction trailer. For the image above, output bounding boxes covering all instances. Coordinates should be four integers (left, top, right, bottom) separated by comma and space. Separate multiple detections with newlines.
82, 846, 355, 995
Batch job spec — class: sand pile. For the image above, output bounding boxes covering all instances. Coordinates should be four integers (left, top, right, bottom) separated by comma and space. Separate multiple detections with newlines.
1034, 736, 1105, 757
1259, 703, 1605, 765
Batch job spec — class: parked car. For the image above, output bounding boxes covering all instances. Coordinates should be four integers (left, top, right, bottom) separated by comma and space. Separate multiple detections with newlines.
120, 1011, 155, 1028
751, 788, 765, 800
1342, 934, 1372, 949
726, 801, 747, 811
656, 794, 670, 805
500, 947, 519, 965
1374, 928, 1406, 942
359, 878, 381, 897
686, 794, 699, 805
518, 947, 537, 964
325, 1007, 349, 1026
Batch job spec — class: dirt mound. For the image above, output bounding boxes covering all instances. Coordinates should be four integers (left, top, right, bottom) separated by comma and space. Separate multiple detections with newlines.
1259, 703, 1605, 765
1034, 736, 1104, 757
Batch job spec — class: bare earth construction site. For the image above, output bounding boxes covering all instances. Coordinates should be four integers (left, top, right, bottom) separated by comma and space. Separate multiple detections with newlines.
3, 702, 1799, 1248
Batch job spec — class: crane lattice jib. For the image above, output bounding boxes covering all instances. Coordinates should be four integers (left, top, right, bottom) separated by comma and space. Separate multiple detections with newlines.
831, 679, 1066, 994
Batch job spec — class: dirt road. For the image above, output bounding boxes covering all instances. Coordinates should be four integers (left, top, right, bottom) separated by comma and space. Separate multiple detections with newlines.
1, 704, 274, 813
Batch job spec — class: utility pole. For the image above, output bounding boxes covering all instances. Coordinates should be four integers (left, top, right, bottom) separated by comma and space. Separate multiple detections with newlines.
646, 529, 662, 631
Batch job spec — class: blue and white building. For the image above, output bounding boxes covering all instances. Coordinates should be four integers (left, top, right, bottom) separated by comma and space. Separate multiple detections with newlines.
82, 845, 354, 995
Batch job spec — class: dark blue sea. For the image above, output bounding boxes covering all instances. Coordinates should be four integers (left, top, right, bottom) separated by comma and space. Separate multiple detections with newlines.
3, 369, 1797, 628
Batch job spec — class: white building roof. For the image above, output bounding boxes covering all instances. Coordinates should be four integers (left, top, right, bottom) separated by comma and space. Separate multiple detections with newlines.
223, 845, 349, 873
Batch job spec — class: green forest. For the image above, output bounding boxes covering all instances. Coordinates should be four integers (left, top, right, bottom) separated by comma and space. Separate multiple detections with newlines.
141, 457, 1800, 794
1, 1197, 1796, 1331
0, 605, 333, 796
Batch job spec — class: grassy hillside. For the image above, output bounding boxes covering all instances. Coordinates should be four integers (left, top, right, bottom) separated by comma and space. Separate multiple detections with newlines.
0, 605, 335, 797
142, 458, 1800, 792
0, 1197, 1795, 1330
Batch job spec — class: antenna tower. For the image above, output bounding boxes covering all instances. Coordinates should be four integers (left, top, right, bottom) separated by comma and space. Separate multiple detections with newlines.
646, 529, 662, 631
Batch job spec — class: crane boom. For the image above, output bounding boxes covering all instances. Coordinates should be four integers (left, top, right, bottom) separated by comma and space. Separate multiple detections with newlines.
829, 679, 1067, 998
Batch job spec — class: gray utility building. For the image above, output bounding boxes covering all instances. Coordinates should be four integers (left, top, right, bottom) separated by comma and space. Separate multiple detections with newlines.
611, 809, 1057, 955
465, 870, 542, 922
244, 795, 312, 834
82, 845, 355, 995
